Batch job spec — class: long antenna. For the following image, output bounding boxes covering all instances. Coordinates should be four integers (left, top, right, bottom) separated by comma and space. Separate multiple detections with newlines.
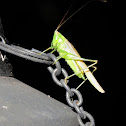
56, 5, 72, 30
56, 0, 107, 30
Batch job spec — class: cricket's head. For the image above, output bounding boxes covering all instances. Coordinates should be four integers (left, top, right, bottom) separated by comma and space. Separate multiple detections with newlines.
51, 30, 65, 48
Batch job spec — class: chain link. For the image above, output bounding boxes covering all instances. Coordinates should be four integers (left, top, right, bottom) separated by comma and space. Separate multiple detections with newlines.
47, 53, 95, 126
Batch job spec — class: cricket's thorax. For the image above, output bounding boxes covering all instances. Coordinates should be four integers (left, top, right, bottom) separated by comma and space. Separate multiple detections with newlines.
52, 30, 88, 79
51, 30, 65, 48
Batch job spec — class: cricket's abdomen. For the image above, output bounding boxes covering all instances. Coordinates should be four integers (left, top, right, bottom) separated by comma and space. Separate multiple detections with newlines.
65, 59, 85, 79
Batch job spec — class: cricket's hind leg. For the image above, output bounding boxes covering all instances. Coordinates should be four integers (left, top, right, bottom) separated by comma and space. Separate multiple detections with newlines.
64, 68, 87, 85
76, 64, 97, 90
63, 69, 88, 90
64, 73, 77, 84
87, 60, 98, 71
76, 78, 88, 90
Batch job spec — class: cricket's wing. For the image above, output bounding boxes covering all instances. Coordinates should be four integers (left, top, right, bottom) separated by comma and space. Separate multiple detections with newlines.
76, 60, 105, 93
60, 51, 95, 62
64, 41, 95, 61
85, 70, 105, 93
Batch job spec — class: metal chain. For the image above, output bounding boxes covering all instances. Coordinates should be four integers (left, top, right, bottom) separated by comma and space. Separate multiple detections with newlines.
0, 22, 95, 125
47, 53, 95, 126
0, 36, 95, 125
0, 34, 95, 125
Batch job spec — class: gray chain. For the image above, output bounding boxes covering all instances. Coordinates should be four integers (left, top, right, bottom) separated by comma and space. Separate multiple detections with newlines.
0, 34, 95, 126
0, 35, 95, 125
47, 53, 95, 126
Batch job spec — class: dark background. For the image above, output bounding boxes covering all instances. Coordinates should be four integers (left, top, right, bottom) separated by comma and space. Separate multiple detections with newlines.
0, 0, 125, 125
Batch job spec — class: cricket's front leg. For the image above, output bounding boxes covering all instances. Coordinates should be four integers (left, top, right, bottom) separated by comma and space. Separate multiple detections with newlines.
52, 50, 68, 65
38, 47, 52, 55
